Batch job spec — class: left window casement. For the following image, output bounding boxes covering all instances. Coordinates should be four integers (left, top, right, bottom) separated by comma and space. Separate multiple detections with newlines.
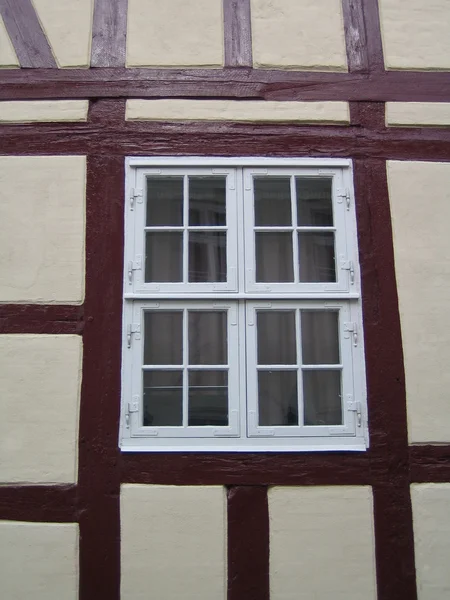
122, 159, 368, 452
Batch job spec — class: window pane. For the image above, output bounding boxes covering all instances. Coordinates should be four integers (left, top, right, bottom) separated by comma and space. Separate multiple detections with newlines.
189, 311, 227, 365
298, 232, 336, 282
189, 231, 226, 282
301, 311, 340, 364
144, 311, 183, 365
254, 177, 292, 226
146, 177, 183, 226
143, 370, 183, 426
255, 232, 294, 282
189, 177, 226, 226
188, 370, 228, 426
303, 370, 342, 425
145, 232, 183, 282
257, 311, 296, 365
258, 370, 298, 426
296, 178, 333, 226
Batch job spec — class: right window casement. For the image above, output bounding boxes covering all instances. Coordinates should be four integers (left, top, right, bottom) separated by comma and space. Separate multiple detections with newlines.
122, 159, 367, 452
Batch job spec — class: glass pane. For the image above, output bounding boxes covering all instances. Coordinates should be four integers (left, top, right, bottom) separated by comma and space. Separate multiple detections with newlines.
296, 178, 333, 226
145, 232, 183, 282
257, 311, 296, 365
188, 370, 228, 426
189, 311, 227, 365
303, 370, 342, 425
189, 177, 226, 226
146, 177, 183, 226
144, 311, 183, 365
301, 311, 340, 364
254, 177, 292, 226
298, 232, 336, 282
189, 231, 226, 282
255, 232, 294, 282
258, 370, 298, 426
143, 370, 183, 426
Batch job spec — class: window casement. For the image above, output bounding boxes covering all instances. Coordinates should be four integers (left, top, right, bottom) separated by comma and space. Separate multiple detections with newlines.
121, 158, 368, 452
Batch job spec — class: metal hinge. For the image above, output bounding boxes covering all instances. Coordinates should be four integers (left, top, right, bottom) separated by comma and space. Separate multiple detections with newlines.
125, 396, 139, 428
127, 323, 141, 348
344, 321, 358, 347
337, 188, 351, 210
347, 396, 362, 427
130, 187, 143, 210
341, 259, 355, 284
127, 256, 142, 283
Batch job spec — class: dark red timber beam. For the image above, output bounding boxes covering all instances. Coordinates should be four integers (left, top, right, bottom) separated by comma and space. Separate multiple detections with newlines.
409, 446, 450, 484
91, 0, 128, 67
0, 0, 56, 68
354, 157, 418, 600
223, 0, 253, 68
0, 304, 84, 334
227, 486, 269, 600
0, 485, 78, 522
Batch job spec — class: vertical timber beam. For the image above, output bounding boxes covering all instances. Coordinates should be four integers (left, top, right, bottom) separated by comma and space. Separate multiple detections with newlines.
91, 0, 128, 67
223, 0, 253, 68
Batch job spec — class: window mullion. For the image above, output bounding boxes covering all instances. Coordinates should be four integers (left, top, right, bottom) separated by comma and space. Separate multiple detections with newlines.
291, 175, 299, 284
296, 308, 304, 428
182, 174, 189, 284
182, 307, 189, 428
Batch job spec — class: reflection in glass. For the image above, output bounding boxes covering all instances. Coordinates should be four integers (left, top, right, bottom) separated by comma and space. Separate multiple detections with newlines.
144, 311, 183, 365
189, 231, 226, 282
258, 370, 298, 426
298, 232, 335, 282
189, 177, 226, 226
255, 232, 294, 282
189, 311, 227, 365
145, 232, 183, 282
303, 370, 342, 425
301, 311, 340, 365
257, 311, 296, 365
188, 370, 228, 426
146, 177, 183, 226
296, 178, 333, 226
254, 177, 292, 226
143, 370, 183, 426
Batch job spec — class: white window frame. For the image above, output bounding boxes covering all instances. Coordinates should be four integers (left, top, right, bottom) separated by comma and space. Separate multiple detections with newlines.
121, 157, 368, 452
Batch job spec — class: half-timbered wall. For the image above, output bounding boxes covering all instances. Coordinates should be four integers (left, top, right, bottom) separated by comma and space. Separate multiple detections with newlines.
0, 1, 449, 599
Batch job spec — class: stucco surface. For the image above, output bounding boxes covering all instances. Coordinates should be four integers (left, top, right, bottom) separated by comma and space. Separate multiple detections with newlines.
251, 0, 347, 70
121, 485, 227, 600
0, 13, 19, 67
388, 161, 450, 443
0, 156, 85, 303
411, 484, 450, 600
126, 99, 350, 123
0, 521, 78, 600
127, 0, 223, 67
0, 335, 82, 483
269, 486, 377, 600
386, 103, 450, 127
0, 100, 89, 122
379, 0, 450, 70
32, 0, 93, 68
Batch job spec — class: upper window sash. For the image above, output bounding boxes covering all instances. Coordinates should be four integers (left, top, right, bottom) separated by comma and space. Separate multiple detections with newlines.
126, 167, 238, 294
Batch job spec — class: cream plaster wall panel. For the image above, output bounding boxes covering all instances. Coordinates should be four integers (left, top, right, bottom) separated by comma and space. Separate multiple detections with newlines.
388, 161, 450, 443
251, 0, 347, 70
0, 100, 89, 123
0, 14, 19, 67
269, 486, 377, 600
0, 156, 85, 303
0, 521, 78, 600
127, 0, 223, 67
32, 0, 93, 68
126, 100, 350, 124
121, 485, 226, 600
411, 484, 450, 600
379, 0, 450, 70
0, 335, 81, 483
386, 103, 450, 127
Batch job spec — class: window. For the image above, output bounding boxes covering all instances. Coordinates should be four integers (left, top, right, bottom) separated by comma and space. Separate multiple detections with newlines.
121, 158, 367, 451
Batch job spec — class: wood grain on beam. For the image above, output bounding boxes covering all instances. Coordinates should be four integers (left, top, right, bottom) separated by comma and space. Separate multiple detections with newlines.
342, 0, 369, 72
223, 0, 252, 68
91, 0, 128, 67
0, 0, 56, 68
